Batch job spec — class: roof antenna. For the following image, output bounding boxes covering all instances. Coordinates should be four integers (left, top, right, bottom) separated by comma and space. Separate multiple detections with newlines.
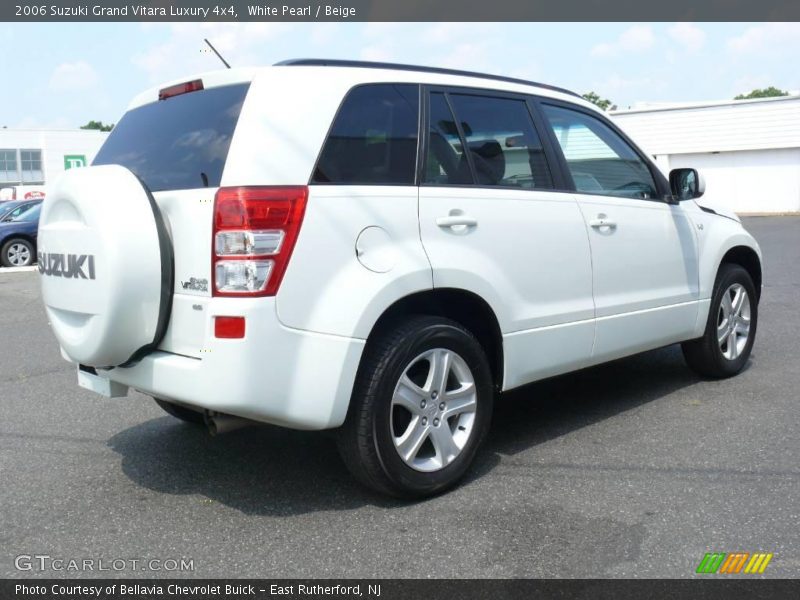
204, 38, 231, 69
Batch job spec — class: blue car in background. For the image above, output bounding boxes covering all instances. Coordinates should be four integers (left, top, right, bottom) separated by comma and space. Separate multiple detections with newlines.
0, 202, 41, 267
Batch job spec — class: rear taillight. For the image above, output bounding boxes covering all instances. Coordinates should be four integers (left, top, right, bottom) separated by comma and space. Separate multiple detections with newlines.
159, 79, 204, 100
212, 186, 308, 297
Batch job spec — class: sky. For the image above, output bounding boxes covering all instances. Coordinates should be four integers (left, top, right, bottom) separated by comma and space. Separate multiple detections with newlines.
2, 21, 798, 129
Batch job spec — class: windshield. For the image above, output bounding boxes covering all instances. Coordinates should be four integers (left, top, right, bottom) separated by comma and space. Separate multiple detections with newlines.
93, 83, 250, 193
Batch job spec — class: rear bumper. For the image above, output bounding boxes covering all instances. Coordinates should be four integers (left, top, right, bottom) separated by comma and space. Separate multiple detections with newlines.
81, 298, 365, 430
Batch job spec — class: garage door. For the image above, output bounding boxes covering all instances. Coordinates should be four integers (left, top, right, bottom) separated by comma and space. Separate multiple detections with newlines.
668, 148, 800, 213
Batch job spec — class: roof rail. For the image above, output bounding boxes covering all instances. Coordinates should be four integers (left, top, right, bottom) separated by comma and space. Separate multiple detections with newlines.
274, 58, 581, 99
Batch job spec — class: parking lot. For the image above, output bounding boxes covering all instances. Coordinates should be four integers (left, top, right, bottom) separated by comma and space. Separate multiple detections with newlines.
0, 216, 798, 579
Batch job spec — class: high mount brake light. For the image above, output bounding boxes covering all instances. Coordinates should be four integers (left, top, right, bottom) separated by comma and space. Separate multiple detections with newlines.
212, 186, 308, 297
158, 79, 204, 100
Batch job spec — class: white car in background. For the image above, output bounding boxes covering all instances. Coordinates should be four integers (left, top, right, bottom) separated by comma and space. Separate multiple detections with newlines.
38, 60, 762, 497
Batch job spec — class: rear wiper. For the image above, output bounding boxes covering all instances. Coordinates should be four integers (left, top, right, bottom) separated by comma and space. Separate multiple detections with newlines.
200, 172, 209, 188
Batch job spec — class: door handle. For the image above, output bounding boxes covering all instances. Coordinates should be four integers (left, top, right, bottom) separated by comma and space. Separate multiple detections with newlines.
436, 215, 478, 228
589, 217, 617, 229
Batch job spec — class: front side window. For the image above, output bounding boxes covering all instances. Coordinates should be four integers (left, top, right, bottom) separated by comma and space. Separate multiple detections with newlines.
425, 93, 553, 189
542, 104, 658, 199
20, 150, 43, 183
0, 150, 18, 184
312, 84, 419, 185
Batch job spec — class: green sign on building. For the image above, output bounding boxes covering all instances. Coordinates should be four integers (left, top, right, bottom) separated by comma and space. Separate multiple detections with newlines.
64, 155, 87, 170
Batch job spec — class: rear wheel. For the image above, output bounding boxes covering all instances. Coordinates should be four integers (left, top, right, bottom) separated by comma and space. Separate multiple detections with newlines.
1, 238, 34, 267
682, 263, 758, 378
338, 316, 494, 498
154, 398, 206, 425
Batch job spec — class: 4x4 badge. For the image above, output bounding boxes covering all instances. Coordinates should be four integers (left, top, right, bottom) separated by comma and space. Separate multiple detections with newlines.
38, 252, 96, 279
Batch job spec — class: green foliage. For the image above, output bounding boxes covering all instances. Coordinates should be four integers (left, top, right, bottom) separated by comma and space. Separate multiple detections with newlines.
734, 87, 789, 100
80, 120, 114, 132
582, 91, 613, 111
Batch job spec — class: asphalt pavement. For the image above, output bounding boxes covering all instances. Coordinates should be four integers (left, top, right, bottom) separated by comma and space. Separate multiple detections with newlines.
1, 216, 798, 579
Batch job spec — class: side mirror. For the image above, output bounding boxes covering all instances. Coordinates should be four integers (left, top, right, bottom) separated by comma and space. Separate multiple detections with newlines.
669, 168, 705, 201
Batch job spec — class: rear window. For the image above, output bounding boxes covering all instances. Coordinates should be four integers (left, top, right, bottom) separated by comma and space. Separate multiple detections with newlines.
93, 83, 250, 192
312, 84, 420, 185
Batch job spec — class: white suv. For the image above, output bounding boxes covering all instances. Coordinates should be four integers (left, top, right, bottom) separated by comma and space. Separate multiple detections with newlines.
39, 60, 762, 497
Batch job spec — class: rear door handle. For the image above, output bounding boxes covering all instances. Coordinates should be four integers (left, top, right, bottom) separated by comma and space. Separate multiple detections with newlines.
589, 217, 616, 229
436, 216, 478, 228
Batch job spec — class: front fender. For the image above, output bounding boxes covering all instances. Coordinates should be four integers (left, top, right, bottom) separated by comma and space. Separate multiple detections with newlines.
686, 207, 762, 338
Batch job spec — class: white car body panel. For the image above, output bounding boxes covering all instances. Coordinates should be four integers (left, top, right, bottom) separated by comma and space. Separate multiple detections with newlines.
682, 200, 762, 336
44, 64, 763, 431
276, 186, 432, 338
152, 188, 215, 358
502, 319, 596, 389
418, 187, 595, 330
106, 298, 364, 430
574, 194, 701, 360
418, 186, 596, 389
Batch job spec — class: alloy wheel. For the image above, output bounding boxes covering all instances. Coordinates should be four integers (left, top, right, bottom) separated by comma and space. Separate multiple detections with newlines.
7, 243, 31, 266
717, 283, 751, 360
390, 348, 477, 472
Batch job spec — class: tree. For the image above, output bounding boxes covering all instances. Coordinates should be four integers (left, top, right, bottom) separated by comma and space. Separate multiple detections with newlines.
582, 91, 614, 111
80, 120, 114, 132
734, 87, 789, 100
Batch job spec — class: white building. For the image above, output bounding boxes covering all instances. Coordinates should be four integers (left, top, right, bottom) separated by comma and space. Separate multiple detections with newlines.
0, 128, 108, 197
611, 95, 800, 214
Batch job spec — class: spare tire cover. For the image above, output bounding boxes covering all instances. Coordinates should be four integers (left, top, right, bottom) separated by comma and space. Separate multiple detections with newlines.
39, 165, 173, 368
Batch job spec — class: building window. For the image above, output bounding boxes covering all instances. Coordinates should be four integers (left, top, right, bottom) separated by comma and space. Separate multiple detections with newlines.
20, 149, 44, 183
0, 149, 17, 184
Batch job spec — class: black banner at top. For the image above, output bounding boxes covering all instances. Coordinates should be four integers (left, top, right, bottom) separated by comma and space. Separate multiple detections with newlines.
4, 0, 800, 22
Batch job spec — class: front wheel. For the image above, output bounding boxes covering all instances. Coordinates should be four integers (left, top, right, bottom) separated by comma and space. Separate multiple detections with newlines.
1, 238, 34, 267
338, 316, 494, 498
682, 263, 758, 378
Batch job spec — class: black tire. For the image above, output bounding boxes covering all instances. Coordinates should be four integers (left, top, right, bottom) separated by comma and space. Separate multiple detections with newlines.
154, 398, 206, 425
682, 263, 758, 378
1, 238, 34, 267
337, 316, 494, 498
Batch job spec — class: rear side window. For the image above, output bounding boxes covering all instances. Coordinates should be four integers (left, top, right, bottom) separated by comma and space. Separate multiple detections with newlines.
427, 93, 553, 189
312, 84, 420, 185
425, 93, 472, 185
93, 83, 250, 192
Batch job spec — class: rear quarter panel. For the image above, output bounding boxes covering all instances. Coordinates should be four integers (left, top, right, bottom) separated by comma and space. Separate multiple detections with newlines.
276, 186, 433, 339
221, 69, 358, 187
